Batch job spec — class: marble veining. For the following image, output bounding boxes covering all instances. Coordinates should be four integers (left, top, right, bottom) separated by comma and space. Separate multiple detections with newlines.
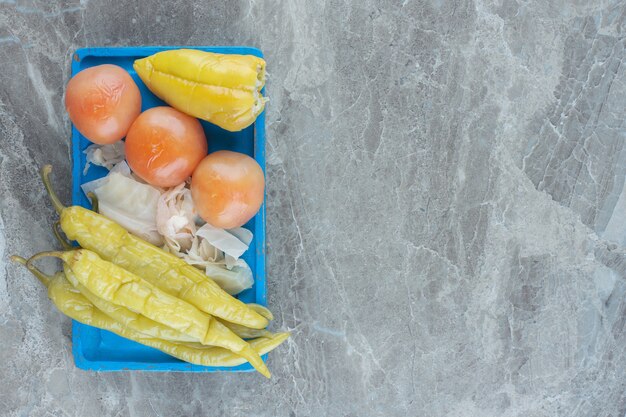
1, 0, 626, 416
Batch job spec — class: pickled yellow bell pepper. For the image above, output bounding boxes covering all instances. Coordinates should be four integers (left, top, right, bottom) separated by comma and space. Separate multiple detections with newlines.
134, 49, 267, 132
13, 256, 289, 369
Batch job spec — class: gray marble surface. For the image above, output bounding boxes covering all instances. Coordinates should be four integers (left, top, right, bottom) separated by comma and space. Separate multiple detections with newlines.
1, 0, 626, 416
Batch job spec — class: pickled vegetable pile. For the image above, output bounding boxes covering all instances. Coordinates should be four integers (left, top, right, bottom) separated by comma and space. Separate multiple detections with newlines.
12, 49, 287, 376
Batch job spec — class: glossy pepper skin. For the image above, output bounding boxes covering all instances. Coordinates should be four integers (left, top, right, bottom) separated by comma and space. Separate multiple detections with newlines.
43, 249, 270, 378
13, 256, 288, 369
133, 49, 267, 132
65, 263, 273, 342
63, 264, 197, 342
42, 165, 269, 330
218, 303, 276, 339
248, 304, 274, 321
219, 319, 273, 339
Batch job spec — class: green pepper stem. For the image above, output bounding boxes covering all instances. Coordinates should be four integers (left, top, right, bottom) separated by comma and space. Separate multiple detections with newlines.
27, 251, 67, 261
26, 251, 68, 274
41, 165, 66, 215
87, 192, 99, 213
52, 221, 73, 250
10, 255, 54, 287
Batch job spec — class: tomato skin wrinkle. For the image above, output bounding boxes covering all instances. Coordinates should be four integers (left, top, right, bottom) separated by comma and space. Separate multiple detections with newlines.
82, 88, 107, 117
147, 142, 165, 167
125, 106, 207, 188
66, 64, 141, 145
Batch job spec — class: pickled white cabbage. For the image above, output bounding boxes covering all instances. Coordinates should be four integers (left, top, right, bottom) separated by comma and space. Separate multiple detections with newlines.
81, 162, 163, 245
162, 222, 254, 295
83, 142, 126, 175
156, 183, 196, 252
178, 236, 254, 295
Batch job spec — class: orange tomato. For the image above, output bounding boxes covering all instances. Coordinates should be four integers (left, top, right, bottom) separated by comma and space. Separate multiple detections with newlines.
125, 107, 208, 187
191, 151, 265, 229
65, 64, 141, 144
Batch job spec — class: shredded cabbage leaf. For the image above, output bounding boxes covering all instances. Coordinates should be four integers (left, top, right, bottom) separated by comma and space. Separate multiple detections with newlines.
202, 262, 254, 295
81, 162, 163, 246
195, 223, 251, 259
171, 235, 254, 295
163, 221, 255, 295
156, 182, 197, 253
83, 142, 126, 175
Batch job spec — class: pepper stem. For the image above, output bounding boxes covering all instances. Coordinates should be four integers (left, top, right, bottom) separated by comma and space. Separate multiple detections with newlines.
52, 221, 73, 250
87, 192, 99, 212
26, 251, 65, 285
41, 165, 66, 215
26, 250, 65, 266
10, 255, 54, 287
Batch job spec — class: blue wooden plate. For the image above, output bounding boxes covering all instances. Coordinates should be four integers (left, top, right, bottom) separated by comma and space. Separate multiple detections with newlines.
70, 46, 266, 372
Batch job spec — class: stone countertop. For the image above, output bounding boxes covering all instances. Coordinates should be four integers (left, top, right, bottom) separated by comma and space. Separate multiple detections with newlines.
1, 1, 626, 416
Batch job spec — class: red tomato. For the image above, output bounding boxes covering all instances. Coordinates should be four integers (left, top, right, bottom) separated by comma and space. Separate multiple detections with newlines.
191, 151, 265, 229
65, 64, 141, 144
125, 107, 208, 187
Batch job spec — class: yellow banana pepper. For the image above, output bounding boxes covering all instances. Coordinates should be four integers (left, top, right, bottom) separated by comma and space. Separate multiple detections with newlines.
134, 49, 267, 132
52, 221, 275, 340
13, 256, 289, 370
63, 264, 197, 342
29, 249, 271, 378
